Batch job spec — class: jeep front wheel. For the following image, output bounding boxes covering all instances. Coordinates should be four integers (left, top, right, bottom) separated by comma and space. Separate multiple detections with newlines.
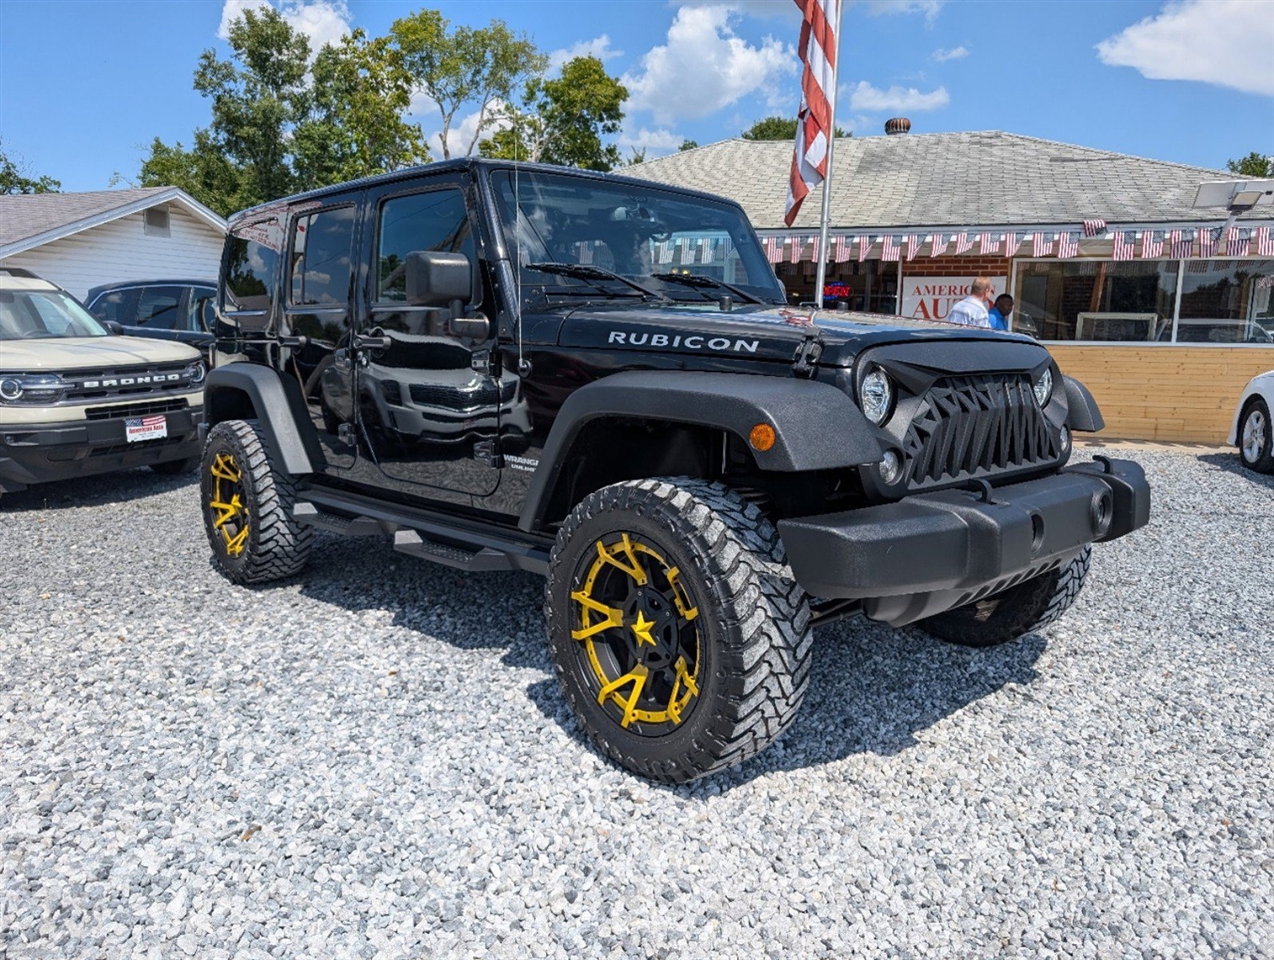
545, 478, 813, 783
200, 419, 313, 584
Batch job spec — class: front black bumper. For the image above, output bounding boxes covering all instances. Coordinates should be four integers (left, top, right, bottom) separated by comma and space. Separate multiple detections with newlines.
778, 457, 1150, 627
0, 405, 202, 493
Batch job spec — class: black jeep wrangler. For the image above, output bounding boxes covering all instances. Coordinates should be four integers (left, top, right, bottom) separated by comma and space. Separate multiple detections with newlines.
199, 159, 1150, 783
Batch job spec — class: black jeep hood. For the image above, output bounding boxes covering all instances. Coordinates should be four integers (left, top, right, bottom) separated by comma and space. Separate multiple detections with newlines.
555, 303, 1035, 367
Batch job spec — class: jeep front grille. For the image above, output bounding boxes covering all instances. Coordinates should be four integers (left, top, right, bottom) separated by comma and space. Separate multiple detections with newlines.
408, 378, 517, 410
902, 373, 1059, 489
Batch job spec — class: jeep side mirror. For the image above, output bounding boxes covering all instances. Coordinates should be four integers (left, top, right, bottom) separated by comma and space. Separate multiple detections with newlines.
406, 250, 473, 307
104, 320, 124, 335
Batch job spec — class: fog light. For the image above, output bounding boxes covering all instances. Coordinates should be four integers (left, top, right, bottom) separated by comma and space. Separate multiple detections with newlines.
878, 449, 903, 485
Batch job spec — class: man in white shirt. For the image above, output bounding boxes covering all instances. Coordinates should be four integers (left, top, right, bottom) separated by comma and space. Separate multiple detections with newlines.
946, 277, 994, 327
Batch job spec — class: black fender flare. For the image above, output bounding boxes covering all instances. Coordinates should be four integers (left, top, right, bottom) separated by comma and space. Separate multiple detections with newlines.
518, 370, 881, 532
203, 364, 323, 475
1063, 375, 1105, 433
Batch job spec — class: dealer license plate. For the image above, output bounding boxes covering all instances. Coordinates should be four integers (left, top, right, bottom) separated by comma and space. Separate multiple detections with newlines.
124, 415, 168, 443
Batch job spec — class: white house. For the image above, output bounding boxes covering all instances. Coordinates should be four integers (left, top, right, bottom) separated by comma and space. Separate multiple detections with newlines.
0, 186, 226, 300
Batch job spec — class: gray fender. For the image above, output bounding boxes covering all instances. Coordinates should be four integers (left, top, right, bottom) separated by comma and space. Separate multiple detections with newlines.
203, 364, 323, 475
1064, 376, 1105, 433
518, 370, 881, 532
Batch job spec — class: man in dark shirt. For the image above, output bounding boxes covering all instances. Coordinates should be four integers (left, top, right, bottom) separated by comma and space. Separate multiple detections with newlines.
988, 294, 1014, 331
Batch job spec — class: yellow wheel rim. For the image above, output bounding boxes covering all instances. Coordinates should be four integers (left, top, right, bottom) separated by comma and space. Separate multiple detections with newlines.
208, 451, 250, 558
569, 532, 702, 735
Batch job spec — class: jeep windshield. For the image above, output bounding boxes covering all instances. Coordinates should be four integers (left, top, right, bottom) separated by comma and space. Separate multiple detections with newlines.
0, 287, 109, 341
489, 169, 787, 309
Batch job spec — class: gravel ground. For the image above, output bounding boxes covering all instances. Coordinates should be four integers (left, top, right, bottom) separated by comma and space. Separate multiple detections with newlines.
1, 450, 1271, 959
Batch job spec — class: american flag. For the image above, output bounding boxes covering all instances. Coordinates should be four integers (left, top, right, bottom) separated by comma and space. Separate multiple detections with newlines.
127, 415, 166, 429
1169, 229, 1192, 259
1141, 230, 1163, 259
834, 235, 852, 262
1256, 227, 1274, 257
881, 235, 901, 261
809, 235, 821, 263
699, 237, 715, 262
1112, 230, 1136, 261
578, 241, 594, 265
764, 236, 781, 263
789, 236, 802, 263
1197, 227, 1217, 258
905, 234, 922, 261
785, 0, 839, 226
1224, 226, 1250, 257
930, 233, 950, 256
1082, 218, 1107, 238
1003, 232, 1018, 257
1032, 232, 1053, 257
1057, 232, 1078, 258
658, 240, 673, 264
978, 232, 1000, 255
857, 235, 871, 262
955, 232, 973, 254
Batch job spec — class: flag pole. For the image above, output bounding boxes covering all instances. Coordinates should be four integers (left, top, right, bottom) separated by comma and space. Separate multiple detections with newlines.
813, 0, 843, 310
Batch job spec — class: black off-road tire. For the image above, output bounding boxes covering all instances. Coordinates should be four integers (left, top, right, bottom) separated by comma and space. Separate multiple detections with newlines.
200, 419, 313, 584
917, 546, 1091, 648
545, 477, 813, 783
150, 455, 200, 476
1238, 398, 1273, 473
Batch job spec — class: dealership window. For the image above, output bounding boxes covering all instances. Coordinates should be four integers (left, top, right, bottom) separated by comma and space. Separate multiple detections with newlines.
1014, 260, 1179, 342
1176, 259, 1274, 343
783, 258, 898, 312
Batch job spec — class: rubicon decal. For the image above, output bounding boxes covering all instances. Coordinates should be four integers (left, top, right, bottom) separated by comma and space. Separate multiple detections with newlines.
607, 331, 760, 353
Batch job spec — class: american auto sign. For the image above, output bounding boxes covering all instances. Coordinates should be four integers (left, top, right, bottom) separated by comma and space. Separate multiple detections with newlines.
899, 276, 1006, 322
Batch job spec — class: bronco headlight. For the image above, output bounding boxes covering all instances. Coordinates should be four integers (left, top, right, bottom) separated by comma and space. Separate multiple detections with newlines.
859, 367, 895, 425
0, 373, 68, 404
1033, 367, 1054, 407
183, 360, 207, 386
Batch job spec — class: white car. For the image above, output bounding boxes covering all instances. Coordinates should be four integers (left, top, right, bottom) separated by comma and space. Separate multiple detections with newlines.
1229, 370, 1274, 473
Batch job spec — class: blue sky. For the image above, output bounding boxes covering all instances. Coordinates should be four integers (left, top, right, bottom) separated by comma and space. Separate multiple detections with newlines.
1, 0, 1271, 193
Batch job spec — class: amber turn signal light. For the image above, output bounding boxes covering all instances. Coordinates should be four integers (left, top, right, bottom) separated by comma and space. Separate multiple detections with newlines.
749, 423, 776, 451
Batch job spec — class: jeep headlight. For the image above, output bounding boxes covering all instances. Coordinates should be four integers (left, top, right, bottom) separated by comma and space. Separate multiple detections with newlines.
0, 373, 68, 404
1033, 367, 1054, 407
859, 367, 895, 425
183, 360, 207, 386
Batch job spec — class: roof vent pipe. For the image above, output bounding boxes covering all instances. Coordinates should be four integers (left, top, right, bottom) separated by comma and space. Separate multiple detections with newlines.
884, 117, 911, 135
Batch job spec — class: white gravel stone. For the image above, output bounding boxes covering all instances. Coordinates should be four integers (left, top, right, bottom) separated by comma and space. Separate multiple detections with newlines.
1, 452, 1271, 958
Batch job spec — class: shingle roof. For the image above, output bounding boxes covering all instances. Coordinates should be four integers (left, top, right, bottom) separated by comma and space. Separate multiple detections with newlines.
0, 187, 226, 256
623, 131, 1247, 231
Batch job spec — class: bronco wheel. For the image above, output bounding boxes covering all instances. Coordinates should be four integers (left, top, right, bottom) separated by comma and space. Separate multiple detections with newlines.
1239, 398, 1273, 473
200, 419, 313, 584
917, 546, 1092, 648
545, 477, 813, 783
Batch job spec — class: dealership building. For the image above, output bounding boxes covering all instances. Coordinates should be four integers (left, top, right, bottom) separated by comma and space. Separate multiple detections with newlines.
626, 127, 1274, 443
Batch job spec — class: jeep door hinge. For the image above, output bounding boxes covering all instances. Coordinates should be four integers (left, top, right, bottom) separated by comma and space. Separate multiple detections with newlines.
470, 349, 500, 376
791, 335, 824, 378
474, 439, 504, 469
337, 422, 357, 445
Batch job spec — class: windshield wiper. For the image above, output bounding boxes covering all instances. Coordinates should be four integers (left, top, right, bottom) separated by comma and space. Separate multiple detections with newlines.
525, 262, 671, 303
650, 272, 766, 305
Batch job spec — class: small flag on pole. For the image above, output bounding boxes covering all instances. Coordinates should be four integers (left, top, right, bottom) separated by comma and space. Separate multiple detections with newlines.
1141, 230, 1163, 259
1169, 229, 1192, 259
930, 233, 949, 256
1197, 227, 1217, 258
1082, 218, 1107, 238
1256, 227, 1274, 257
1032, 232, 1053, 257
785, 0, 839, 226
881, 235, 900, 261
1112, 230, 1136, 261
1057, 232, 1078, 258
955, 232, 973, 254
905, 235, 922, 261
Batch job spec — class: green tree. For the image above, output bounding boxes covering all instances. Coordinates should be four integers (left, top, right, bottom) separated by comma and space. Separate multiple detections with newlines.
1226, 151, 1273, 177
0, 141, 60, 194
679, 139, 699, 152
741, 115, 848, 140
138, 132, 242, 216
391, 11, 545, 160
480, 56, 628, 171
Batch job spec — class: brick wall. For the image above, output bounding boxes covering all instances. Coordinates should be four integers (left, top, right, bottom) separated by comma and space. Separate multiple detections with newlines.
902, 256, 1012, 278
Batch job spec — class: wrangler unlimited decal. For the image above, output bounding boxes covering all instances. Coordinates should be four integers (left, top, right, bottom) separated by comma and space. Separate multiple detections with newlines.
607, 331, 760, 353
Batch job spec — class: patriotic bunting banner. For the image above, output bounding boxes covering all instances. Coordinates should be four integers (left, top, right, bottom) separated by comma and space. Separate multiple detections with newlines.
1169, 229, 1192, 259
905, 234, 921, 261
789, 236, 802, 263
764, 236, 780, 263
699, 237, 715, 262
808, 235, 820, 263
578, 241, 594, 265
1224, 227, 1250, 257
1197, 227, 1217, 258
930, 233, 950, 256
658, 239, 673, 264
1112, 230, 1136, 261
1003, 232, 1018, 257
785, 0, 839, 226
1256, 227, 1274, 257
1032, 232, 1053, 257
1141, 230, 1163, 259
1082, 218, 1107, 238
1057, 232, 1078, 258
954, 232, 973, 255
978, 232, 1000, 255
881, 235, 900, 262
858, 235, 871, 263
834, 235, 852, 262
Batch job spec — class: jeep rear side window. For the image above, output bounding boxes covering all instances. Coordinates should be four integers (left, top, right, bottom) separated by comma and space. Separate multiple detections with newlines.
290, 206, 356, 307
225, 217, 282, 313
377, 189, 474, 302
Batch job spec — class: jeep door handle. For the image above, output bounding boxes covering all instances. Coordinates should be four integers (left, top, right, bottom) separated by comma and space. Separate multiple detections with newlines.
353, 334, 392, 350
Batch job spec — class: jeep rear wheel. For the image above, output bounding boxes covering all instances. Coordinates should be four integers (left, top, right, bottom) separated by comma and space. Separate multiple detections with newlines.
917, 546, 1091, 648
200, 419, 313, 584
545, 478, 813, 783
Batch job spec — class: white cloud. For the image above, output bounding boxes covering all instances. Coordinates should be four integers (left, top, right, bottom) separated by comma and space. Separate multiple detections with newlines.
1096, 0, 1274, 97
619, 123, 685, 156
866, 1, 943, 24
623, 5, 796, 126
931, 45, 969, 62
217, 0, 351, 53
408, 97, 513, 158
848, 81, 949, 113
548, 35, 622, 72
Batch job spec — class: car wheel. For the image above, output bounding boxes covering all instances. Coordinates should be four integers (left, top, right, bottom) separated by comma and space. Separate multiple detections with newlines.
200, 419, 313, 584
1239, 398, 1273, 473
545, 477, 813, 783
150, 456, 200, 476
917, 546, 1091, 648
